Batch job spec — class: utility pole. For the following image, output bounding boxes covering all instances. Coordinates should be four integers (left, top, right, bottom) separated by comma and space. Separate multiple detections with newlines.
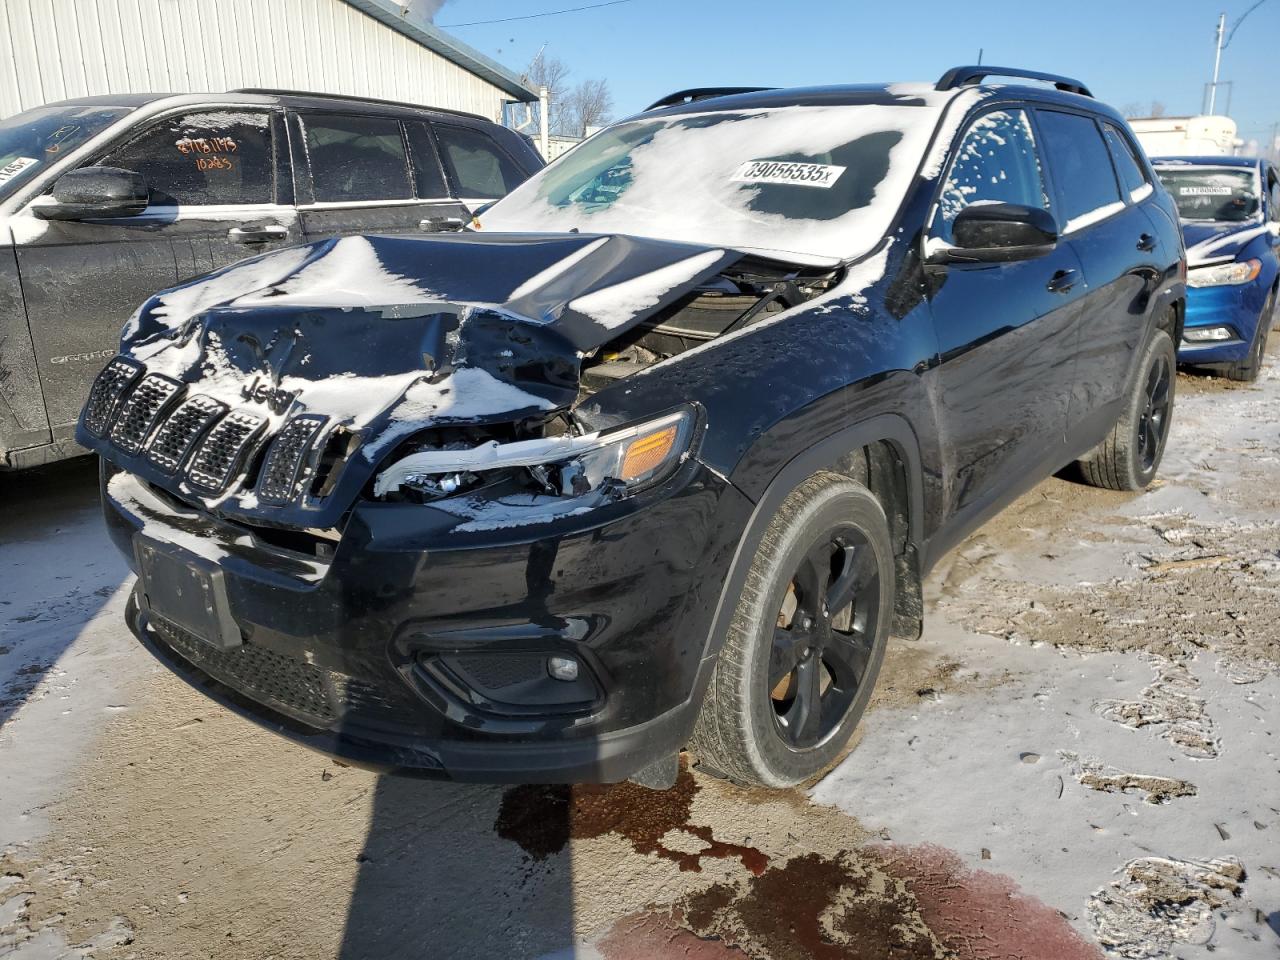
1208, 11, 1225, 114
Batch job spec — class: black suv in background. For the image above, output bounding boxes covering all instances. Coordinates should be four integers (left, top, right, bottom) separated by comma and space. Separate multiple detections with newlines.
0, 89, 542, 470
82, 67, 1184, 789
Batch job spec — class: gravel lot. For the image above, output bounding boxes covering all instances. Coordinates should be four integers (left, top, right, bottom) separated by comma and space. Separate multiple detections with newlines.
2, 349, 1279, 960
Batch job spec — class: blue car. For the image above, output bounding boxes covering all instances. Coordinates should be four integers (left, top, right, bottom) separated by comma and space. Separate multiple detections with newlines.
1152, 156, 1280, 380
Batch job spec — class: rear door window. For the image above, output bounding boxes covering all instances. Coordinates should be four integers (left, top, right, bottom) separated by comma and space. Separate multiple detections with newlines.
104, 110, 275, 206
434, 124, 526, 200
404, 121, 450, 199
301, 114, 412, 203
1102, 123, 1150, 199
1035, 110, 1124, 229
934, 108, 1049, 243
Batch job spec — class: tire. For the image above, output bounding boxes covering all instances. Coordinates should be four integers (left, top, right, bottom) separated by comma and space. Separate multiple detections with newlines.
690, 471, 894, 788
1079, 329, 1176, 491
1224, 291, 1274, 381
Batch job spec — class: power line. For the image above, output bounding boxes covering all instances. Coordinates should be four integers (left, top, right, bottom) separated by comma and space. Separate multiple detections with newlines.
439, 0, 635, 28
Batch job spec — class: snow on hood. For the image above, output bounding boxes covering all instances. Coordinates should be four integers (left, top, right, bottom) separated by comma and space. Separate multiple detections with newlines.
1182, 221, 1271, 267
84, 231, 744, 520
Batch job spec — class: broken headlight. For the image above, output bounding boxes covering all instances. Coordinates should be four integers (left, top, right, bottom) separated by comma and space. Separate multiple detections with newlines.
374, 408, 695, 503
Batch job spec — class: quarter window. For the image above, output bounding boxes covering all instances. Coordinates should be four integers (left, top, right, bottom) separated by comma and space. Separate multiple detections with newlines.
934, 109, 1049, 243
1036, 110, 1123, 229
1102, 123, 1149, 198
302, 114, 412, 203
104, 110, 274, 206
434, 124, 525, 200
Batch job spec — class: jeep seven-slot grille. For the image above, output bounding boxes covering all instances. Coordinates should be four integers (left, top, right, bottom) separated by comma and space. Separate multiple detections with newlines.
146, 395, 229, 474
187, 411, 267, 493
83, 358, 143, 436
257, 415, 328, 505
108, 374, 182, 454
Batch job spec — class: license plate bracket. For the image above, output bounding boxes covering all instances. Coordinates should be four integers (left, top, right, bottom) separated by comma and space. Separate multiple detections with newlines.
134, 537, 241, 651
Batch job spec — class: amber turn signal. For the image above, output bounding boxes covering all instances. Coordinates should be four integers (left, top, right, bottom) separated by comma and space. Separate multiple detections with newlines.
619, 425, 678, 481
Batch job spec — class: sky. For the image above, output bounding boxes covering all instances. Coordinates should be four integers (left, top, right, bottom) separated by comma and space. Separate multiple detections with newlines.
429, 0, 1279, 152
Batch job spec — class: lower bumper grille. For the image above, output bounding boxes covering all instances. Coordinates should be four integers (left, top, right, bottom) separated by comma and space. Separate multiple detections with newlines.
150, 615, 337, 727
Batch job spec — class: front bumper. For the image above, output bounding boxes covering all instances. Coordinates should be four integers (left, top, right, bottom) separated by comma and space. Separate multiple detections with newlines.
1177, 279, 1269, 363
103, 458, 752, 782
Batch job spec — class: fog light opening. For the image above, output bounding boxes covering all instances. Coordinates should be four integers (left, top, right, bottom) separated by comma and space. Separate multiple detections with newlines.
1183, 326, 1234, 343
547, 656, 580, 682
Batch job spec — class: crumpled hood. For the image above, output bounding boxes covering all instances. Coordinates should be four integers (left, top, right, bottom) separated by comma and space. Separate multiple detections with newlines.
1182, 220, 1271, 266
78, 231, 741, 527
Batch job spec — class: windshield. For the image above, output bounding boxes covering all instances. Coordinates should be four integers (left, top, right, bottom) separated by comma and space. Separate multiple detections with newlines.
0, 104, 132, 202
1155, 167, 1260, 223
478, 104, 942, 262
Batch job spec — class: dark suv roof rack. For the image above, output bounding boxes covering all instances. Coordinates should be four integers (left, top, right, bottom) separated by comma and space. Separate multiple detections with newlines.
230, 88, 486, 122
644, 87, 777, 111
935, 66, 1092, 98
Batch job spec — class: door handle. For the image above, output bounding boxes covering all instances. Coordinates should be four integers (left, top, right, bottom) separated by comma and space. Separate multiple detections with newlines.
228, 224, 288, 244
419, 216, 465, 233
1046, 268, 1079, 294
1137, 233, 1157, 252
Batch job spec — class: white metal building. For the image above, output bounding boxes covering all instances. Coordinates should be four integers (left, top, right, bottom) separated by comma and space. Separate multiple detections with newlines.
0, 0, 538, 122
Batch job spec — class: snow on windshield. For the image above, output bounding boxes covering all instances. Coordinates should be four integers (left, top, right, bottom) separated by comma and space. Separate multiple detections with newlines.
479, 103, 944, 263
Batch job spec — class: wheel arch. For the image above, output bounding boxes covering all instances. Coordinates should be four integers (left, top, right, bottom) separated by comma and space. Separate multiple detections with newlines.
702, 414, 927, 673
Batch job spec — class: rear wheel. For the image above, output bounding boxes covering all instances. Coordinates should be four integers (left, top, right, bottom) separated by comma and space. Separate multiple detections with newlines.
1224, 291, 1274, 381
690, 472, 893, 787
1079, 329, 1176, 491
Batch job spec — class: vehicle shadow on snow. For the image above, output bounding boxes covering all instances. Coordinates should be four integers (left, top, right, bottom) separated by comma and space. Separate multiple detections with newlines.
0, 457, 126, 728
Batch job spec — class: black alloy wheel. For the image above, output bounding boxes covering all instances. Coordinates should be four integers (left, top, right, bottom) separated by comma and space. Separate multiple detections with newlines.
769, 526, 880, 750
1137, 351, 1172, 473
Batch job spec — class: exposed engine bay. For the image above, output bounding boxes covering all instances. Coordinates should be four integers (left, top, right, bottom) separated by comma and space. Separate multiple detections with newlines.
375, 257, 839, 507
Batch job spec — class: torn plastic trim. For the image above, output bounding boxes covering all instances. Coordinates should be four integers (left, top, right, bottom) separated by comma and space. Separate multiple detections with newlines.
372, 409, 690, 498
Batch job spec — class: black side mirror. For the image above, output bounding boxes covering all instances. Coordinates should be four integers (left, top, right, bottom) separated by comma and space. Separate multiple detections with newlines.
34, 167, 149, 221
930, 203, 1059, 263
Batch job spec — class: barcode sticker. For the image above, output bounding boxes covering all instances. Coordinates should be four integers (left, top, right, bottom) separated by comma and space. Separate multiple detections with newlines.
0, 156, 39, 186
732, 160, 846, 189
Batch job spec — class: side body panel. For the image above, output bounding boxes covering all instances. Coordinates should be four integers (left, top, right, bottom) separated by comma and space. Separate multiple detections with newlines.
0, 241, 50, 460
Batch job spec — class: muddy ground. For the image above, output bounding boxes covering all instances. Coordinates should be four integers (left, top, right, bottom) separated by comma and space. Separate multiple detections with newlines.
2, 349, 1279, 960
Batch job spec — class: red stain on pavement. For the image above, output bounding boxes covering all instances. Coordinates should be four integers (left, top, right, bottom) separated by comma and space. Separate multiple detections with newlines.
494, 759, 769, 875
592, 844, 1104, 960
595, 908, 749, 960
874, 843, 1104, 960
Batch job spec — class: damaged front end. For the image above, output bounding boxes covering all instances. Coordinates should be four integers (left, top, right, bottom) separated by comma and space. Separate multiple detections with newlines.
78, 231, 838, 535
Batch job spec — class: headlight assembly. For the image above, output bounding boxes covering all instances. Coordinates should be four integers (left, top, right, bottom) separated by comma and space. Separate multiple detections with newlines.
1187, 258, 1262, 288
373, 408, 695, 502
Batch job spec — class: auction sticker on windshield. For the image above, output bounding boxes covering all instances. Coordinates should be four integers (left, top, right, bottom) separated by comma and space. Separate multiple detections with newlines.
732, 160, 846, 189
0, 156, 39, 186
1180, 186, 1234, 196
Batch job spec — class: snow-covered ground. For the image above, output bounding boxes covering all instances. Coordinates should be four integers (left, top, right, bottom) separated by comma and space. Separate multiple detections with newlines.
2, 352, 1279, 960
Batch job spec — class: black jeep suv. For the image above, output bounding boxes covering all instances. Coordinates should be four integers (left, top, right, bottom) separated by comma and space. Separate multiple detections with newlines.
80, 67, 1184, 788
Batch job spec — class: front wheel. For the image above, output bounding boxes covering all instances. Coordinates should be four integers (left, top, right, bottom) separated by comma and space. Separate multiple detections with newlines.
690, 471, 894, 787
1225, 291, 1274, 382
1079, 329, 1176, 491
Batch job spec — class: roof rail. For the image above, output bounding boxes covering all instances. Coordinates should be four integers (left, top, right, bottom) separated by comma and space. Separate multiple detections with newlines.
229, 88, 487, 122
935, 66, 1092, 98
644, 87, 777, 112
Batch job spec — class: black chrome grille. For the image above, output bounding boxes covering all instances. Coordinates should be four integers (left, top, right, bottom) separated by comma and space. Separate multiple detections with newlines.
146, 395, 229, 474
150, 615, 336, 726
187, 411, 266, 493
109, 374, 182, 454
83, 358, 143, 437
257, 415, 327, 505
